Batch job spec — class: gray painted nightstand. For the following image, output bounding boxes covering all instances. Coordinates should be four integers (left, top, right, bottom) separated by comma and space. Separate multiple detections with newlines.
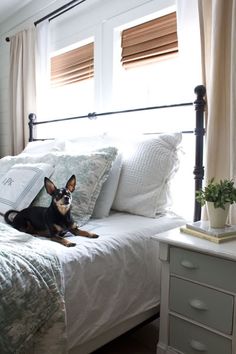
152, 228, 236, 354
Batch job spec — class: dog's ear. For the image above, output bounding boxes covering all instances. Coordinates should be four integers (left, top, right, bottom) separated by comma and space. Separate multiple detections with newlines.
66, 175, 76, 193
44, 177, 57, 195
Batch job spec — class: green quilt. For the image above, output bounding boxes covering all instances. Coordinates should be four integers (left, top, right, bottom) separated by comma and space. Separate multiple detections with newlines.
0, 222, 67, 354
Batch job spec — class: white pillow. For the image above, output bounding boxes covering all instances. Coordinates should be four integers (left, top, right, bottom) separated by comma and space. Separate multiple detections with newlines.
0, 154, 56, 180
0, 163, 54, 215
112, 133, 182, 217
33, 147, 118, 226
20, 139, 65, 156
64, 135, 109, 153
92, 153, 123, 218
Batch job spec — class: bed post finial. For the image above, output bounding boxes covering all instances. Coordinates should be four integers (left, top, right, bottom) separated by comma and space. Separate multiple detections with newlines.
193, 85, 206, 221
194, 85, 206, 98
28, 113, 36, 142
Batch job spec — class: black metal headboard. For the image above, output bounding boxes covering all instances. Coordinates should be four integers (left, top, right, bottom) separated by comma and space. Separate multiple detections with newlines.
28, 85, 206, 221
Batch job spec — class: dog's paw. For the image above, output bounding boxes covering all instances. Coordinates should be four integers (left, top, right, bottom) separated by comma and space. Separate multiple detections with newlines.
67, 242, 76, 247
90, 233, 99, 238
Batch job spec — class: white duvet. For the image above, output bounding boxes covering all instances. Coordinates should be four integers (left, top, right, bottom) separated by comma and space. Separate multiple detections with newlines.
42, 211, 185, 350
1, 211, 185, 352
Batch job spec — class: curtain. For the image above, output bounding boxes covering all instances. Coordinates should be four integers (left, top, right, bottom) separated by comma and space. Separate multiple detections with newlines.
36, 21, 51, 120
176, 0, 202, 95
9, 27, 36, 155
198, 0, 236, 222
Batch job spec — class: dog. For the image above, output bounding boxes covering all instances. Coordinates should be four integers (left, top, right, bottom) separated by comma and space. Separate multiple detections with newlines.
4, 175, 99, 247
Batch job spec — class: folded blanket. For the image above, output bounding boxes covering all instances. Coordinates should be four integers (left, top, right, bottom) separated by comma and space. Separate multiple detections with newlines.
0, 223, 67, 354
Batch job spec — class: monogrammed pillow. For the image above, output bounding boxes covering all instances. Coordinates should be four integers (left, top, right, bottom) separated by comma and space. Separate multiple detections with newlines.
0, 163, 54, 214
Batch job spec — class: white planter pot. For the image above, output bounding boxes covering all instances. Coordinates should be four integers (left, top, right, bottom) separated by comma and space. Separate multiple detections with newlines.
207, 202, 230, 228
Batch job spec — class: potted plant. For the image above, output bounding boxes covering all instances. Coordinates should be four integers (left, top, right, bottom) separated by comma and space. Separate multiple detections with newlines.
196, 178, 236, 228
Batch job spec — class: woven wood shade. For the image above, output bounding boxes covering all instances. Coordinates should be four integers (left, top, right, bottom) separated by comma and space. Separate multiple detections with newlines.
121, 12, 178, 68
51, 42, 94, 87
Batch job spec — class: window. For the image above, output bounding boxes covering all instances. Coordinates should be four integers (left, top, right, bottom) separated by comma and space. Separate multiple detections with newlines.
121, 12, 178, 68
36, 41, 95, 139
114, 12, 182, 111
112, 11, 195, 220
51, 42, 94, 87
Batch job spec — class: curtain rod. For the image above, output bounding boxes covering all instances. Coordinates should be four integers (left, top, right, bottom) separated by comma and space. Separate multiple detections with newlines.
5, 0, 86, 42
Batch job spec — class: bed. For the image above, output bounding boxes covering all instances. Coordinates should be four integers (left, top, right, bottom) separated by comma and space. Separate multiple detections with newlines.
0, 85, 206, 354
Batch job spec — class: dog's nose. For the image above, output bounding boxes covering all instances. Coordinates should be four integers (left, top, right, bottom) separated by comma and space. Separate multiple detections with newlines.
64, 196, 70, 204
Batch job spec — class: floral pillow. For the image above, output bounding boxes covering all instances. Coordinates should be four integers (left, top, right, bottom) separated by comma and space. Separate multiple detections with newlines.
33, 147, 118, 226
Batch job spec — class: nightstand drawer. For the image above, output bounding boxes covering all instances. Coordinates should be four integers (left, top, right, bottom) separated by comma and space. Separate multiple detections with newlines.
170, 247, 236, 292
169, 277, 233, 334
169, 315, 232, 354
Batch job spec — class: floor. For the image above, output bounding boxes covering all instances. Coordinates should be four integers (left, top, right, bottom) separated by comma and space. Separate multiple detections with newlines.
92, 319, 159, 354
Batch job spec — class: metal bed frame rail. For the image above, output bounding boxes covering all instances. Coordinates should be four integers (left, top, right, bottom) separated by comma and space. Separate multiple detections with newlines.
28, 85, 206, 221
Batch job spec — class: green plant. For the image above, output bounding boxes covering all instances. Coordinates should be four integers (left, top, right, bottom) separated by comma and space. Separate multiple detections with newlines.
196, 178, 236, 209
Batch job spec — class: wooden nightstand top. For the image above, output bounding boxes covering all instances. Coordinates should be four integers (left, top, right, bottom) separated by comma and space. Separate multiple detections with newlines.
152, 227, 236, 262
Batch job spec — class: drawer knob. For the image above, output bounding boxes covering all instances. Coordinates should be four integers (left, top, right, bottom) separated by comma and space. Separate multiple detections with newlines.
189, 299, 208, 311
189, 339, 207, 352
180, 259, 197, 269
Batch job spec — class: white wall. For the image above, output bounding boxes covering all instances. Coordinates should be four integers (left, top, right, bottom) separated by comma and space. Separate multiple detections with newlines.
0, 0, 175, 157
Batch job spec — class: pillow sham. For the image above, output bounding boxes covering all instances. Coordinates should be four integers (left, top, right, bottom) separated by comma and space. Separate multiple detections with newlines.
92, 153, 123, 218
0, 163, 54, 215
0, 153, 56, 179
112, 133, 182, 217
33, 147, 118, 226
20, 139, 65, 156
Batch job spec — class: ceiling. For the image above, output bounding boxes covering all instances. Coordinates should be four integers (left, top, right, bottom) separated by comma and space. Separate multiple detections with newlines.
0, 0, 34, 24
0, 0, 102, 26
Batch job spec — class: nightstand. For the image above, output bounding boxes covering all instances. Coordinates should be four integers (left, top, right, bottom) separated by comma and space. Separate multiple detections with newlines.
153, 228, 236, 354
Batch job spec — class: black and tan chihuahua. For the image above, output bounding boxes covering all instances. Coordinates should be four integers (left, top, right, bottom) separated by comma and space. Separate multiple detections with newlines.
4, 175, 99, 247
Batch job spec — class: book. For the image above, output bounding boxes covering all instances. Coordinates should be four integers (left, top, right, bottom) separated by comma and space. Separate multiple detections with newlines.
185, 220, 236, 238
180, 226, 236, 243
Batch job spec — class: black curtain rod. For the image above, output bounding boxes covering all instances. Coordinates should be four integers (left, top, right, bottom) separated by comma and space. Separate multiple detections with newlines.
5, 0, 86, 42
35, 0, 86, 26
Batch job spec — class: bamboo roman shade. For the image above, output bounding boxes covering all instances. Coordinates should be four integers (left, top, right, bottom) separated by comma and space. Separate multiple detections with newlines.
51, 42, 94, 87
121, 12, 178, 68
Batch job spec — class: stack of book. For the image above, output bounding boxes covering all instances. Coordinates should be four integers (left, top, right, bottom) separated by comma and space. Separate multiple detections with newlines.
180, 220, 236, 243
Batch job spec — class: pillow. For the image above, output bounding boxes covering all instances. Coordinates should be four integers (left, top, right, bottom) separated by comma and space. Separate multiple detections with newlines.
0, 163, 54, 215
33, 147, 118, 226
0, 154, 56, 180
20, 139, 65, 156
112, 133, 182, 217
64, 135, 109, 153
92, 153, 123, 218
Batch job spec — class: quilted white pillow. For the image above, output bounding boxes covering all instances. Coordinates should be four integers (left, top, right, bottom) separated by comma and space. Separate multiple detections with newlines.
0, 163, 54, 215
112, 133, 182, 217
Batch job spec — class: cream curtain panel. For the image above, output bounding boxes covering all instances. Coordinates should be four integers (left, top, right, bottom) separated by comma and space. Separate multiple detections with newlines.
9, 27, 36, 155
36, 21, 51, 120
198, 0, 236, 222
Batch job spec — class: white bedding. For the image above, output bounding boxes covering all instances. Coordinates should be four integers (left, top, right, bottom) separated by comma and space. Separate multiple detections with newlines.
0, 211, 185, 353
35, 211, 185, 351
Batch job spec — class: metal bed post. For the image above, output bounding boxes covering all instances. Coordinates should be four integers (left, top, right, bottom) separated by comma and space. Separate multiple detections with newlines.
193, 85, 206, 221
28, 113, 37, 142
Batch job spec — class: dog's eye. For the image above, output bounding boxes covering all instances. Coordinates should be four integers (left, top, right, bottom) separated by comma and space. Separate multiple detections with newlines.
55, 190, 64, 200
